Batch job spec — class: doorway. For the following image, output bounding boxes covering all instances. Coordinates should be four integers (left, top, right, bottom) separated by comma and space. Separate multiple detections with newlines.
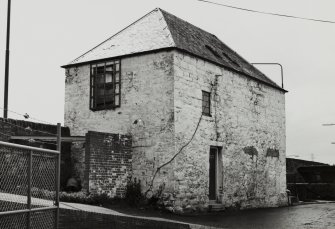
209, 147, 218, 200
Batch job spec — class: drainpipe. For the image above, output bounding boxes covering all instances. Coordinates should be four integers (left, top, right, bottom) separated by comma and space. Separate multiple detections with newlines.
251, 63, 284, 89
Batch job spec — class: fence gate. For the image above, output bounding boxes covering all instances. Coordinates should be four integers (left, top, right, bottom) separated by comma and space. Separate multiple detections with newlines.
0, 141, 60, 229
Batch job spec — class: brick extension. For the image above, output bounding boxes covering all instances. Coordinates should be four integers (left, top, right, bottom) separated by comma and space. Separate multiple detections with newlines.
84, 131, 132, 197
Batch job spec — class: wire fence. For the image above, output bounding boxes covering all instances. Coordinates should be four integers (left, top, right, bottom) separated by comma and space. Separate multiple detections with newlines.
0, 141, 60, 229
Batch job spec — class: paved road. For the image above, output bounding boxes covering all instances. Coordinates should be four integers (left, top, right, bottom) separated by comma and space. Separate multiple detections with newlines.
167, 203, 335, 229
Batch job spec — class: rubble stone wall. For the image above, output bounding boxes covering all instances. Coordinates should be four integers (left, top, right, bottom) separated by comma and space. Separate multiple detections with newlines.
64, 51, 175, 191
64, 49, 286, 209
172, 50, 287, 209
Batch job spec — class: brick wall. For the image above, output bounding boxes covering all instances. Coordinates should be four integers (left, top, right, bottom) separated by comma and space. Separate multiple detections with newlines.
84, 131, 132, 197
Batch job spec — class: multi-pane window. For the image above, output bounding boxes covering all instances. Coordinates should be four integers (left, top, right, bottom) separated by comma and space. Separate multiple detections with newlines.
90, 60, 121, 110
202, 91, 211, 116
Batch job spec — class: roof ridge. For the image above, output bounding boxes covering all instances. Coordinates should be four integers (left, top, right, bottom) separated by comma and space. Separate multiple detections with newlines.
159, 8, 218, 38
63, 8, 284, 92
68, 8, 161, 65
157, 8, 176, 48
159, 8, 282, 89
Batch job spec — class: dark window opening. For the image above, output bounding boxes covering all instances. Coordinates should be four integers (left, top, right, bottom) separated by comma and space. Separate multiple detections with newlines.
202, 91, 211, 116
90, 60, 121, 111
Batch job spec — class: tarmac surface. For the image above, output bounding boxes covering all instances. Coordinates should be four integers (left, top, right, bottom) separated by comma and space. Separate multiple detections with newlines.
2, 192, 335, 229
165, 202, 335, 229
61, 201, 335, 229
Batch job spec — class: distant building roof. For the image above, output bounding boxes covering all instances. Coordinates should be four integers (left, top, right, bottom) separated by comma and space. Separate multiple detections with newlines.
286, 157, 329, 167
62, 8, 285, 92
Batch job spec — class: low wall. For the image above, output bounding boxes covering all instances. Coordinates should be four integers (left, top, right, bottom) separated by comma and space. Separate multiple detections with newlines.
287, 183, 335, 201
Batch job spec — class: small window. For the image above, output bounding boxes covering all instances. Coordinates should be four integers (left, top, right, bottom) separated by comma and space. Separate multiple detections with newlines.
202, 91, 211, 116
90, 60, 121, 111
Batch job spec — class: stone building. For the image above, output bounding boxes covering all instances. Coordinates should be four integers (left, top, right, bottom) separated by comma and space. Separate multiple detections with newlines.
62, 8, 287, 210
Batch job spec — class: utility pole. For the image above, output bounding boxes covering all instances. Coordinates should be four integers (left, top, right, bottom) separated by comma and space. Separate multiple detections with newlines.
3, 0, 11, 118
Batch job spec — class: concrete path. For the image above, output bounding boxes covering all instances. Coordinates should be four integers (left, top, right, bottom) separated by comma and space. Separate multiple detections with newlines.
59, 200, 335, 229
59, 201, 125, 216
0, 192, 222, 228
7, 192, 335, 228
61, 201, 335, 229
60, 201, 222, 229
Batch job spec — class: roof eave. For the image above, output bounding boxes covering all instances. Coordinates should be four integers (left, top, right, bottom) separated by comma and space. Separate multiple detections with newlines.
174, 48, 288, 93
61, 47, 288, 93
60, 47, 176, 69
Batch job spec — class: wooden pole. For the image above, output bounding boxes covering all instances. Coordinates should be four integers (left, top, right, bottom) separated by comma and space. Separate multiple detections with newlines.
3, 0, 11, 118
55, 123, 61, 229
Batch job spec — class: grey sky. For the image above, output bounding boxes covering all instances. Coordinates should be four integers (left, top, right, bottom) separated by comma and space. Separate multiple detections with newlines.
0, 0, 334, 164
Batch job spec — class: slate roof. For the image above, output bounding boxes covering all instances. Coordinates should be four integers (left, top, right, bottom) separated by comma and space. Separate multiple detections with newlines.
62, 8, 284, 91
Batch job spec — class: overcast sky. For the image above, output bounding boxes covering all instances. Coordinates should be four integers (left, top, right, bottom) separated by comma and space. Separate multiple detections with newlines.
0, 0, 334, 164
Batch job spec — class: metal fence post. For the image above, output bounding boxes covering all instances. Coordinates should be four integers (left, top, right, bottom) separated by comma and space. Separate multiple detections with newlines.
55, 123, 61, 229
27, 150, 32, 229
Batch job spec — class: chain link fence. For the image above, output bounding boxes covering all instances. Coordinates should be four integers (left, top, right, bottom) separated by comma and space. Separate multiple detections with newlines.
0, 141, 60, 228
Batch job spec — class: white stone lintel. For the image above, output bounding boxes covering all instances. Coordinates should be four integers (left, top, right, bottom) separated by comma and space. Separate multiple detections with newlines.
209, 141, 224, 147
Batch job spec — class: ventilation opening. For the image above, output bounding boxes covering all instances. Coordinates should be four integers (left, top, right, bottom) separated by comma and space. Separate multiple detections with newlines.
205, 45, 222, 60
222, 52, 240, 68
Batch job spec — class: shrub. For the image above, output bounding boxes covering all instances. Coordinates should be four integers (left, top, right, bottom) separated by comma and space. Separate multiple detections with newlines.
147, 183, 165, 206
59, 191, 120, 205
125, 178, 144, 207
